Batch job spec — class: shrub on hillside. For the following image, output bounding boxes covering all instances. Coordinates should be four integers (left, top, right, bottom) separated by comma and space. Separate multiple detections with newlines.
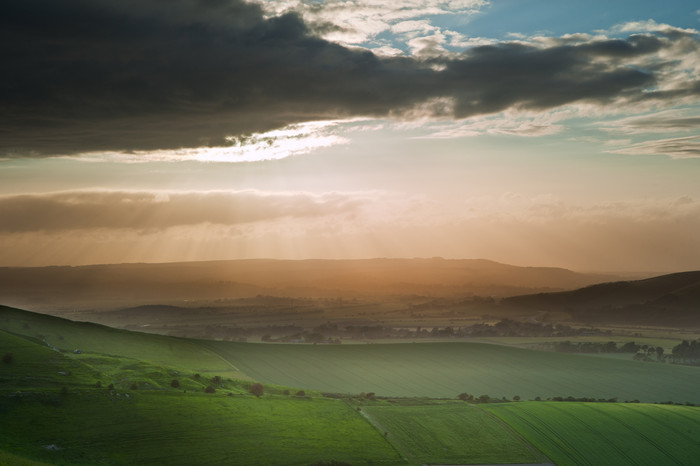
296, 390, 306, 397
171, 379, 180, 388
204, 386, 215, 393
250, 383, 264, 398
2, 353, 13, 364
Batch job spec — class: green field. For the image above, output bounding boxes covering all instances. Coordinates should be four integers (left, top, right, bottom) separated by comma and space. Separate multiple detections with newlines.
4, 305, 700, 465
0, 306, 245, 379
0, 390, 402, 465
202, 340, 700, 403
487, 402, 700, 466
0, 326, 401, 465
359, 402, 546, 465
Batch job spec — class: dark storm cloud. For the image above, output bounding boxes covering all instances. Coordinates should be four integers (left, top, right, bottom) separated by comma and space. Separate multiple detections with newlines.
0, 0, 690, 156
0, 190, 364, 232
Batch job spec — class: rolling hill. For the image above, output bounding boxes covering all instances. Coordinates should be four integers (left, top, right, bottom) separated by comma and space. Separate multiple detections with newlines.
0, 258, 617, 310
503, 270, 700, 326
3, 305, 700, 465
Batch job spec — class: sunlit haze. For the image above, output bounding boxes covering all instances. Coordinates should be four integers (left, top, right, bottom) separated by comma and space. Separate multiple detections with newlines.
2, 0, 700, 273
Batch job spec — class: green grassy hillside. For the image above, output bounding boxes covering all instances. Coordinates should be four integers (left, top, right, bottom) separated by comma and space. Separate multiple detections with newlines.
0, 327, 401, 465
4, 306, 700, 465
0, 305, 246, 379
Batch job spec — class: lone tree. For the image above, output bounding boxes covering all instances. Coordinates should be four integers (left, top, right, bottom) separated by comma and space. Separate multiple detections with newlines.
204, 386, 216, 393
250, 383, 264, 398
171, 379, 180, 388
296, 390, 306, 397
458, 393, 473, 401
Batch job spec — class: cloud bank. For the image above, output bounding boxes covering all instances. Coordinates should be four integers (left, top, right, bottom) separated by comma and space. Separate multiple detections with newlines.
0, 190, 365, 232
2, 0, 698, 157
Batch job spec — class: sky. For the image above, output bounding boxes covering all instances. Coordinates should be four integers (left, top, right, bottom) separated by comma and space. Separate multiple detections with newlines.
1, 0, 700, 272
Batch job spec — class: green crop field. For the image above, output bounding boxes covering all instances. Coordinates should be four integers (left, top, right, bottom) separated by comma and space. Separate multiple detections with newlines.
359, 401, 546, 465
486, 402, 700, 466
202, 340, 700, 403
5, 305, 700, 465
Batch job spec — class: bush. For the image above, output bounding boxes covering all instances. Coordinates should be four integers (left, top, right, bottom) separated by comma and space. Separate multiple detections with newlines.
108, 383, 115, 390
250, 383, 264, 398
296, 390, 306, 397
458, 393, 474, 401
130, 383, 138, 390
513, 395, 520, 401
2, 353, 13, 364
212, 376, 222, 385
170, 379, 180, 388
204, 386, 215, 393
283, 389, 290, 395
95, 381, 102, 388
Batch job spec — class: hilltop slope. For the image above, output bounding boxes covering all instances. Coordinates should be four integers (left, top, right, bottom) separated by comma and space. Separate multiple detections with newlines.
503, 271, 700, 326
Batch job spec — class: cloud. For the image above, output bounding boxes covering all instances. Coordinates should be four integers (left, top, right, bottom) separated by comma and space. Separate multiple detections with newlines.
1, 0, 698, 157
259, 0, 487, 46
0, 190, 367, 232
600, 110, 700, 134
606, 135, 700, 159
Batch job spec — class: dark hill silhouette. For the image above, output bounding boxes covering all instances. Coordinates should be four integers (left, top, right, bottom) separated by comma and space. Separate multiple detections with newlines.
503, 271, 700, 326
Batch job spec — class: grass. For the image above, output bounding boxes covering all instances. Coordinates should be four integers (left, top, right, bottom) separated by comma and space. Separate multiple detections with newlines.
0, 328, 402, 465
6, 305, 700, 404
5, 307, 700, 465
486, 401, 700, 466
359, 401, 547, 465
0, 390, 403, 465
0, 306, 245, 379
201, 340, 700, 403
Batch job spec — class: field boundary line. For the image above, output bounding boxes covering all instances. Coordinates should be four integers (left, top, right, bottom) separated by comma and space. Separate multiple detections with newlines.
350, 402, 416, 465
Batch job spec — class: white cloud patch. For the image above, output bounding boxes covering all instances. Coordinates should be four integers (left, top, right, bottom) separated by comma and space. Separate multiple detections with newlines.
63, 121, 351, 163
606, 135, 700, 159
256, 0, 487, 51
600, 109, 700, 134
417, 108, 572, 138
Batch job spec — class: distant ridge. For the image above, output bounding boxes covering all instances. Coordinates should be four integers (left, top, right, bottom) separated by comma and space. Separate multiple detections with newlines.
0, 258, 617, 309
503, 271, 700, 326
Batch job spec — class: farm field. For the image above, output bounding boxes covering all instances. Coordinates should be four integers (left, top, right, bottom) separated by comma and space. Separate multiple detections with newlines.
202, 340, 700, 403
0, 390, 402, 465
359, 401, 547, 465
4, 305, 700, 404
486, 402, 700, 466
